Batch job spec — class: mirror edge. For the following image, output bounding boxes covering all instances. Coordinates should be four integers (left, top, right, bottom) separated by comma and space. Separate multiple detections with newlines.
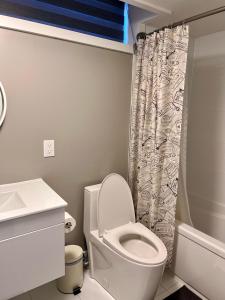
0, 82, 7, 127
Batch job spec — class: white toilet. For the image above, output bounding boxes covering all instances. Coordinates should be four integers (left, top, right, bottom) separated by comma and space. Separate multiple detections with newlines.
84, 173, 167, 300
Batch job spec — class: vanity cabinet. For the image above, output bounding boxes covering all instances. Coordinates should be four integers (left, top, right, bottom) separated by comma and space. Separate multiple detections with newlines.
0, 208, 65, 300
0, 179, 67, 300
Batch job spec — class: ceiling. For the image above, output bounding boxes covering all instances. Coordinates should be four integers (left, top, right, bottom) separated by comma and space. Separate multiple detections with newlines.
124, 0, 225, 37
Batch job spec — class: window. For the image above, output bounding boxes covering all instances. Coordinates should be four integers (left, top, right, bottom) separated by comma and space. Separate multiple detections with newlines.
0, 0, 128, 43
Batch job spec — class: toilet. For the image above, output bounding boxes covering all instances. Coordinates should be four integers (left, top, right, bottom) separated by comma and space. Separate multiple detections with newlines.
84, 173, 167, 300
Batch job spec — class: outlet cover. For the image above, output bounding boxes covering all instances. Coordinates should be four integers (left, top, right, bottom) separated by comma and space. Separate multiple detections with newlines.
43, 140, 55, 157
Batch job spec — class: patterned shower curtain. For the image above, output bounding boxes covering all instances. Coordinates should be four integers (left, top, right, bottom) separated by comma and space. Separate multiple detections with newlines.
129, 25, 189, 263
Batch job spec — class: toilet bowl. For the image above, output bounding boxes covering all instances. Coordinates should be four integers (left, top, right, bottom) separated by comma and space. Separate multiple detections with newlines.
84, 173, 167, 300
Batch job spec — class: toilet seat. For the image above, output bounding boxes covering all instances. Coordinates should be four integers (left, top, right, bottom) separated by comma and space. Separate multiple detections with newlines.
98, 173, 135, 237
97, 174, 167, 266
103, 222, 167, 266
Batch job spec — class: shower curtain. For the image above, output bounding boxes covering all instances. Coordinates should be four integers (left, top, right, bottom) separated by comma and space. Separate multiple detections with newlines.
129, 25, 189, 262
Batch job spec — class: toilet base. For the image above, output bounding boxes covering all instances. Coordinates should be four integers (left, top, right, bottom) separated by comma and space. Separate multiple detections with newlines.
88, 231, 165, 300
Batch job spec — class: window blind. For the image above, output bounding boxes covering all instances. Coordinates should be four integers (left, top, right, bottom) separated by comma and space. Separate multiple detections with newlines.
0, 0, 127, 43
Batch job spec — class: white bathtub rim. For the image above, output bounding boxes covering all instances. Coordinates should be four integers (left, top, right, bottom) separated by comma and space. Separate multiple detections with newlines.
175, 220, 225, 260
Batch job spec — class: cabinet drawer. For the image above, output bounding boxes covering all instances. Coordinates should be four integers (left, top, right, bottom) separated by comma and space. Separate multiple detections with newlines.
0, 223, 65, 300
0, 208, 65, 241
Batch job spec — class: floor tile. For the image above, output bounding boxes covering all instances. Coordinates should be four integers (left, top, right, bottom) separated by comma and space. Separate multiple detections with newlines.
30, 280, 81, 300
156, 285, 166, 295
159, 270, 207, 300
185, 283, 208, 300
10, 269, 207, 300
155, 284, 186, 300
160, 269, 184, 290
80, 270, 114, 300
10, 293, 31, 300
157, 284, 207, 300
155, 285, 167, 299
154, 286, 169, 300
155, 290, 170, 300
29, 270, 113, 300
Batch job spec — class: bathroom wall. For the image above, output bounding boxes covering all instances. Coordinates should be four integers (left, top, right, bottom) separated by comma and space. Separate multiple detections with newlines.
187, 30, 225, 239
0, 28, 132, 246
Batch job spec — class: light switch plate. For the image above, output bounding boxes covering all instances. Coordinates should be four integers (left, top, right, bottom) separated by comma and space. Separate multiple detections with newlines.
43, 140, 55, 157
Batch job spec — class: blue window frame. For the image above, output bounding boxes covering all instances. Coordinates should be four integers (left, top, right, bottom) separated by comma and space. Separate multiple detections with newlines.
0, 0, 128, 43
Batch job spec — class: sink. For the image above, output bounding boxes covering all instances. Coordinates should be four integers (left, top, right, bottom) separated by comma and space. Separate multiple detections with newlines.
0, 178, 67, 222
0, 191, 26, 213
0, 179, 67, 300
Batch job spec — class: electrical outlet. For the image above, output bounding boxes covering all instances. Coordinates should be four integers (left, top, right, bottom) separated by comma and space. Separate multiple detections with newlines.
43, 140, 55, 157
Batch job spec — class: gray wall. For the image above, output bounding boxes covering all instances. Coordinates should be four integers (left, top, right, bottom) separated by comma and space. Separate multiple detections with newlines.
0, 28, 132, 246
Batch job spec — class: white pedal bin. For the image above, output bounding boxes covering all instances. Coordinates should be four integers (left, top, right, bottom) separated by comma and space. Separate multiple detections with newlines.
57, 245, 83, 294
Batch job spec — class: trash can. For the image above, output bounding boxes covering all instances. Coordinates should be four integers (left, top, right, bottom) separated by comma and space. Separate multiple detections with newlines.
57, 245, 83, 295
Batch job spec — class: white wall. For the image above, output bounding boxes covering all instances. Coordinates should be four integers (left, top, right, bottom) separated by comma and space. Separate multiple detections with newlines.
187, 30, 225, 240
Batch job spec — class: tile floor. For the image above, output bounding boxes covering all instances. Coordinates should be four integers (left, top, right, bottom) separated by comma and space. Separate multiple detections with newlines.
11, 269, 207, 300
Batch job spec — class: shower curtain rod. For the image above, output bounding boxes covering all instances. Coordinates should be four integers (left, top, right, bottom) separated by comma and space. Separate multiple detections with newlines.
136, 5, 225, 40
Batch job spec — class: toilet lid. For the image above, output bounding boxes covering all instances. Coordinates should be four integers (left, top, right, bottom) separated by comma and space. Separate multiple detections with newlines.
98, 174, 135, 237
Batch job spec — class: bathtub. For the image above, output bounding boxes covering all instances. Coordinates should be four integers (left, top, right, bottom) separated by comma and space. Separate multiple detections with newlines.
189, 194, 225, 244
171, 221, 225, 300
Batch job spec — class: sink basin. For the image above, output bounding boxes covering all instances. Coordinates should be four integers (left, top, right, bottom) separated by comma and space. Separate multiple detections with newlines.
0, 192, 26, 213
0, 179, 67, 223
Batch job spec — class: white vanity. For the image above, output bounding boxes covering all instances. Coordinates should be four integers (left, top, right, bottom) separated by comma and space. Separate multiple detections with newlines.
0, 179, 67, 300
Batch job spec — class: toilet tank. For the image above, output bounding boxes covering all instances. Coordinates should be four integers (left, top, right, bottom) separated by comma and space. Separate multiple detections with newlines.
84, 184, 101, 241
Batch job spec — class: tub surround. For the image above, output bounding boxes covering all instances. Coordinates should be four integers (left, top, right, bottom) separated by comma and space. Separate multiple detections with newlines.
176, 29, 225, 300
187, 30, 225, 242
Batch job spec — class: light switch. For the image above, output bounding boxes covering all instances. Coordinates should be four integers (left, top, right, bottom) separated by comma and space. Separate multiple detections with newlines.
43, 140, 55, 157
